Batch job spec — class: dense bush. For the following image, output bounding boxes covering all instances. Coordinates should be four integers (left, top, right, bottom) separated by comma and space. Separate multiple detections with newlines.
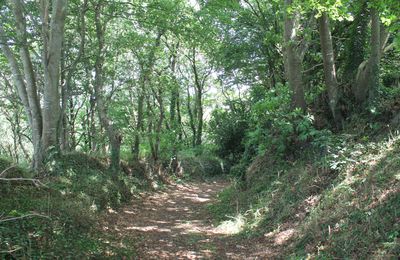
244, 84, 338, 163
209, 105, 249, 164
177, 152, 225, 179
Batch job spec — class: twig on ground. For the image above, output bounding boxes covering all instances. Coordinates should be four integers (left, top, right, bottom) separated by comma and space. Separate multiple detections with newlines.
0, 177, 49, 188
0, 213, 51, 224
0, 246, 23, 254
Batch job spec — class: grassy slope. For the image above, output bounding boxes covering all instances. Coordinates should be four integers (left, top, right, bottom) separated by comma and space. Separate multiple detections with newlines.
0, 153, 144, 258
209, 127, 400, 258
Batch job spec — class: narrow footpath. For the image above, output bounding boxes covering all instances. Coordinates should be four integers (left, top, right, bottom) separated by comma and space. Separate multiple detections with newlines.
102, 180, 284, 259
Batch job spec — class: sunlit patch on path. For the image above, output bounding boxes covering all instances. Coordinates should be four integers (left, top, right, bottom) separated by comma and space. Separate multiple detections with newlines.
101, 180, 283, 259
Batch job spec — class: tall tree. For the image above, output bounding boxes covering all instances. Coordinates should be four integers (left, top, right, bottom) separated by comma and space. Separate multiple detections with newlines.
319, 12, 343, 128
0, 0, 67, 171
283, 0, 307, 110
93, 0, 122, 172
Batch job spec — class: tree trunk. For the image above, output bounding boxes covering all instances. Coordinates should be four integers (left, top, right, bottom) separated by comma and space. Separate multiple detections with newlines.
133, 32, 163, 160
343, 0, 368, 82
190, 47, 206, 146
195, 86, 203, 146
133, 92, 144, 160
94, 2, 121, 173
41, 0, 67, 153
187, 86, 197, 147
353, 7, 381, 106
283, 0, 306, 111
60, 0, 87, 152
368, 8, 381, 103
0, 0, 67, 171
319, 12, 343, 129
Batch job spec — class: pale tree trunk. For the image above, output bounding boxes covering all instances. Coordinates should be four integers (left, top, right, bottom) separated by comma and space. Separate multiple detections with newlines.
319, 12, 343, 129
8, 0, 43, 169
354, 8, 382, 106
41, 0, 67, 152
94, 2, 121, 173
60, 0, 87, 151
0, 36, 42, 169
283, 0, 306, 111
0, 0, 67, 171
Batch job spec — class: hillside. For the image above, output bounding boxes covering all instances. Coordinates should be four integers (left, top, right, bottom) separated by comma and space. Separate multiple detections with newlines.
210, 123, 400, 258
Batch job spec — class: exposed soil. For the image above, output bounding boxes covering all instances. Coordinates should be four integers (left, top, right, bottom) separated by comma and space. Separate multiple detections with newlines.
102, 179, 290, 259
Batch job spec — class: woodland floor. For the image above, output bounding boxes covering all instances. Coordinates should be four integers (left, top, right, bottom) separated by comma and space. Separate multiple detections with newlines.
101, 179, 295, 259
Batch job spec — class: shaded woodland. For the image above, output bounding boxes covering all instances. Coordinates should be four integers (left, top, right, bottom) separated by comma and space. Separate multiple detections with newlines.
0, 0, 399, 258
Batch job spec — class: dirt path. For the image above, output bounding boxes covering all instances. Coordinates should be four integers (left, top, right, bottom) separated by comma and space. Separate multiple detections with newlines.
102, 180, 280, 259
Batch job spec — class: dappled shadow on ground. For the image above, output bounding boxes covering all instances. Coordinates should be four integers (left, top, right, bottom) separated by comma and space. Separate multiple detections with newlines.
101, 180, 284, 259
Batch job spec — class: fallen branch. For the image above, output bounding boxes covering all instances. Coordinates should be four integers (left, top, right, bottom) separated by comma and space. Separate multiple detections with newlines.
0, 177, 48, 188
0, 246, 23, 255
0, 165, 16, 177
0, 213, 50, 224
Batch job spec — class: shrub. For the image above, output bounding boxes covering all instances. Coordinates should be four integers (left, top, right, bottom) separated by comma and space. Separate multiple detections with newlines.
0, 153, 139, 258
209, 104, 249, 164
177, 154, 224, 179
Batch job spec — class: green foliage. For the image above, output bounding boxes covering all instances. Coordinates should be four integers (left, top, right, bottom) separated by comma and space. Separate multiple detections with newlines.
209, 105, 248, 164
209, 126, 400, 259
229, 162, 248, 179
0, 153, 140, 258
294, 137, 400, 258
177, 150, 225, 179
247, 84, 332, 158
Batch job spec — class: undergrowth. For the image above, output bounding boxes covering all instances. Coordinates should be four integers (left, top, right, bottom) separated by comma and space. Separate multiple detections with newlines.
0, 152, 143, 258
209, 125, 400, 258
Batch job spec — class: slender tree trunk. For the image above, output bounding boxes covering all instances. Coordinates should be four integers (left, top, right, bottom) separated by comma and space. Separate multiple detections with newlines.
146, 97, 157, 161
190, 48, 205, 146
60, 48, 68, 151
195, 87, 203, 146
283, 0, 306, 111
193, 69, 203, 146
176, 92, 183, 141
187, 86, 196, 147
133, 92, 144, 160
154, 88, 164, 161
94, 2, 121, 173
133, 32, 163, 160
168, 43, 182, 155
368, 8, 380, 103
60, 0, 87, 151
319, 12, 343, 129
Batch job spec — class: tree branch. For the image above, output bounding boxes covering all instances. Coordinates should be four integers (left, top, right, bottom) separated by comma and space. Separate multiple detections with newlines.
0, 213, 50, 224
0, 166, 16, 177
0, 178, 48, 188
